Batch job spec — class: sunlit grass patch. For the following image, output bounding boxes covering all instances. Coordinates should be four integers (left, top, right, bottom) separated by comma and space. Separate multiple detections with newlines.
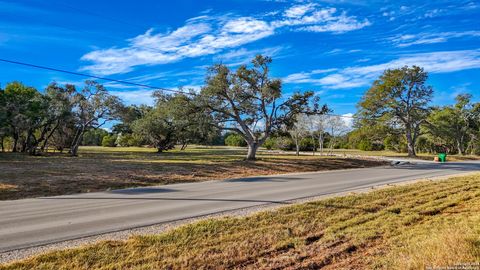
0, 183, 17, 191
385, 224, 480, 270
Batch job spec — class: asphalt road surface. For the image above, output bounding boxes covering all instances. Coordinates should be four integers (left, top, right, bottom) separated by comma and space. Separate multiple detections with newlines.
1, 161, 479, 252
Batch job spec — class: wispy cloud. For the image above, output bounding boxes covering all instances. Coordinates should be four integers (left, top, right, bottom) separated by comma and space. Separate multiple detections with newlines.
81, 3, 371, 75
214, 46, 286, 66
109, 89, 156, 106
273, 5, 371, 33
390, 31, 480, 47
110, 84, 202, 106
283, 49, 480, 89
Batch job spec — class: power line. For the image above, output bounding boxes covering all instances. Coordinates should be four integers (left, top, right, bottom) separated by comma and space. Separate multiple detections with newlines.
0, 58, 384, 122
0, 58, 191, 95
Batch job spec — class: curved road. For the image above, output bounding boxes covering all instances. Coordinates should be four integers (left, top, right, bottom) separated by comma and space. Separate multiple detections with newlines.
1, 161, 479, 252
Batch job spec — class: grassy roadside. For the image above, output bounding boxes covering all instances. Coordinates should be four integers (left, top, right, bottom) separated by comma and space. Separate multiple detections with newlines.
2, 174, 480, 269
0, 146, 385, 200
323, 149, 480, 161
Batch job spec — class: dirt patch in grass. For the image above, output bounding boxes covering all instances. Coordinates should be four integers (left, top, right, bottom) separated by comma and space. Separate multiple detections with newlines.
2, 174, 479, 270
0, 146, 385, 200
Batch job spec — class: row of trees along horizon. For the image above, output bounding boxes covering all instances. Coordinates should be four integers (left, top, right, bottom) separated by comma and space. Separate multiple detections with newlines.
1, 55, 479, 160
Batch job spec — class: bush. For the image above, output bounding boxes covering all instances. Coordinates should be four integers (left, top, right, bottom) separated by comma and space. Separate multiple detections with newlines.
275, 136, 295, 151
224, 134, 247, 147
117, 134, 143, 147
82, 128, 109, 146
299, 137, 316, 151
358, 139, 373, 151
384, 135, 406, 152
263, 137, 276, 150
101, 134, 117, 147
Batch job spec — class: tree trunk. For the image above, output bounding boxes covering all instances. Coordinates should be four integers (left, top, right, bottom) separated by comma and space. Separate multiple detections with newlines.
405, 129, 416, 157
12, 136, 18, 152
0, 136, 4, 152
457, 140, 465, 155
295, 138, 300, 156
22, 131, 32, 153
311, 135, 316, 156
181, 142, 188, 150
41, 123, 59, 152
69, 127, 85, 157
318, 134, 324, 156
246, 142, 259, 160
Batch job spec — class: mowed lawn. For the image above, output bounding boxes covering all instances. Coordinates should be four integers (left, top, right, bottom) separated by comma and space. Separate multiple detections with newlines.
2, 174, 479, 269
0, 146, 385, 200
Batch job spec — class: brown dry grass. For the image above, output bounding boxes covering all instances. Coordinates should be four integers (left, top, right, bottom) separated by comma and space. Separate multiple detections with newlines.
0, 146, 385, 200
2, 174, 480, 270
387, 226, 480, 269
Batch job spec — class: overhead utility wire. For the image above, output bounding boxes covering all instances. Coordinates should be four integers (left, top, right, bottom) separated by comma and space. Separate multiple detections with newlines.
0, 58, 188, 95
0, 57, 379, 121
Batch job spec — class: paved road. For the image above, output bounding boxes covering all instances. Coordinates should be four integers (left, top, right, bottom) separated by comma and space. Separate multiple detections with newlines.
1, 161, 479, 252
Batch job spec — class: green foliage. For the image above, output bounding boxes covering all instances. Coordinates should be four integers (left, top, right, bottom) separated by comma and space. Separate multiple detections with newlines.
132, 107, 175, 152
358, 140, 373, 151
101, 135, 115, 147
423, 94, 479, 155
299, 137, 316, 151
262, 136, 306, 151
383, 134, 407, 153
198, 55, 327, 160
357, 66, 433, 157
116, 133, 143, 147
132, 92, 216, 152
82, 129, 109, 146
2, 81, 46, 153
224, 134, 247, 147
263, 137, 276, 150
274, 136, 295, 151
101, 134, 117, 147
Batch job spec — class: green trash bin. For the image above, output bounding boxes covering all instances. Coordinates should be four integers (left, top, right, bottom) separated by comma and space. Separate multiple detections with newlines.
438, 153, 447, 162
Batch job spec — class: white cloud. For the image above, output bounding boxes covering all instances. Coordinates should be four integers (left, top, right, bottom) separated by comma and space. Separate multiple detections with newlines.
284, 3, 316, 18
215, 46, 286, 66
81, 4, 370, 75
109, 89, 156, 106
109, 85, 203, 106
283, 49, 480, 89
274, 5, 371, 33
390, 31, 480, 47
423, 8, 443, 18
297, 14, 371, 33
341, 113, 354, 128
80, 19, 273, 75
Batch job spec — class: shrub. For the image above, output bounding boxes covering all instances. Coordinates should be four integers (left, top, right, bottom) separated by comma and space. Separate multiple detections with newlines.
101, 134, 117, 147
275, 136, 295, 151
358, 139, 373, 151
263, 137, 276, 150
82, 128, 109, 146
224, 134, 247, 147
117, 134, 143, 147
299, 137, 316, 151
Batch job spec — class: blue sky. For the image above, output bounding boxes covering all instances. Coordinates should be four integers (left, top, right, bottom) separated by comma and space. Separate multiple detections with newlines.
1, 0, 479, 117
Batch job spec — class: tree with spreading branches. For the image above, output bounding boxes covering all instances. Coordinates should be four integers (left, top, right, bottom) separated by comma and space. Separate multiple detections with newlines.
198, 55, 327, 160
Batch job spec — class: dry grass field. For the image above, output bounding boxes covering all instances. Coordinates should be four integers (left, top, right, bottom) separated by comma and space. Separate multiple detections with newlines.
0, 146, 385, 200
2, 173, 479, 269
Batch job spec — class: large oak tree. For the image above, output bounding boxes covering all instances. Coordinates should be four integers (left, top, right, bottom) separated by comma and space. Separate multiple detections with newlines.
198, 55, 327, 160
358, 66, 433, 157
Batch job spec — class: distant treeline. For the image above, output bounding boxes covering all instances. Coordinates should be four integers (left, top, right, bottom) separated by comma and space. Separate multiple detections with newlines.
1, 56, 479, 158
